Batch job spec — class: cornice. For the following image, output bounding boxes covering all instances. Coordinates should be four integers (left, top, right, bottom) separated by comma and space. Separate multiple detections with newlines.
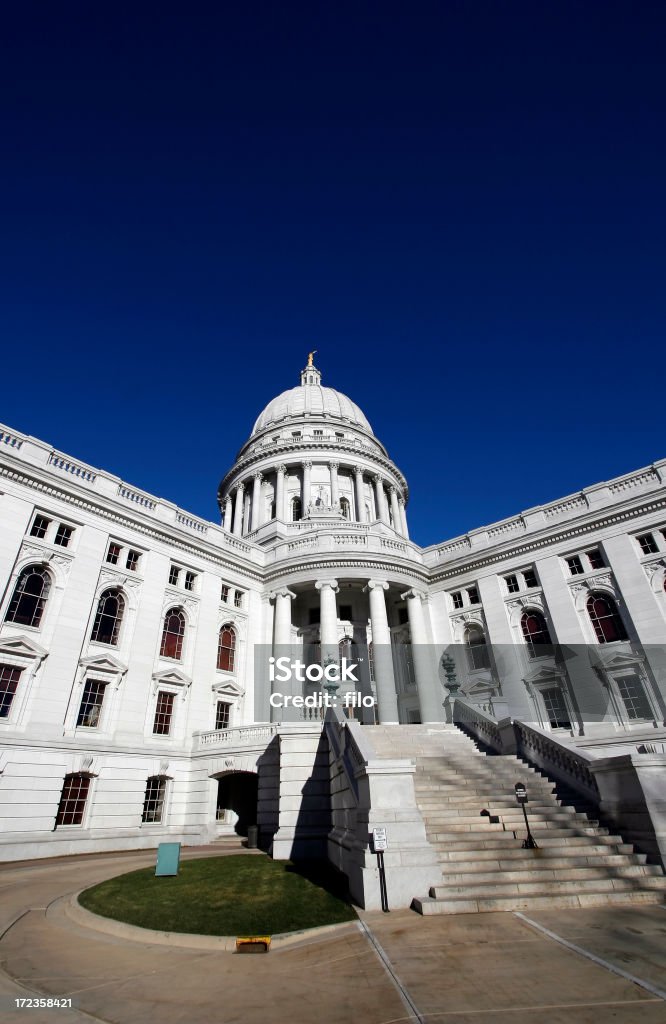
263, 555, 429, 587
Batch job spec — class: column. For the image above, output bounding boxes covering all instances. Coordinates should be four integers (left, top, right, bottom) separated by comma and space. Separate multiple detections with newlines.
276, 464, 286, 521
364, 580, 399, 723
389, 486, 401, 533
402, 589, 444, 723
354, 467, 367, 523
233, 482, 245, 536
302, 461, 312, 513
373, 475, 389, 523
399, 497, 409, 539
223, 494, 233, 532
316, 579, 339, 664
329, 462, 340, 509
251, 472, 263, 532
271, 588, 298, 722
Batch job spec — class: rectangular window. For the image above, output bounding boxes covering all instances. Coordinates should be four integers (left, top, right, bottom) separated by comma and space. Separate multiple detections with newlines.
54, 524, 73, 547
184, 571, 197, 592
541, 687, 571, 730
467, 587, 480, 605
587, 549, 604, 569
397, 607, 409, 625
291, 430, 302, 438
76, 679, 107, 728
339, 604, 352, 621
313, 429, 324, 436
55, 774, 90, 826
126, 550, 141, 571
308, 607, 321, 625
616, 674, 653, 721
233, 590, 243, 608
153, 691, 175, 735
637, 533, 658, 555
215, 701, 231, 730
0, 665, 21, 718
335, 431, 344, 439
505, 575, 519, 594
221, 584, 229, 602
30, 515, 51, 539
141, 777, 167, 823
168, 565, 180, 586
106, 542, 121, 565
523, 569, 538, 589
451, 591, 463, 609
566, 555, 584, 576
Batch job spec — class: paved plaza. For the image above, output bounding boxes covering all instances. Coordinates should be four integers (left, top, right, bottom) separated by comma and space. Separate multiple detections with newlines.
1, 844, 665, 1024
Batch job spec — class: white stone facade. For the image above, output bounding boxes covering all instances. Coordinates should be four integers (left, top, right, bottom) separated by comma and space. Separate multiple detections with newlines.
0, 360, 665, 862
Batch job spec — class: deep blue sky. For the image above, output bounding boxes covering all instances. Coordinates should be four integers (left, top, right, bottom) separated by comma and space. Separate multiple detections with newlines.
1, 2, 665, 546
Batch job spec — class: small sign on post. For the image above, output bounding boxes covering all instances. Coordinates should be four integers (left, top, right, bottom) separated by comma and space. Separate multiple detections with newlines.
514, 783, 538, 849
371, 828, 390, 912
514, 783, 528, 804
372, 827, 388, 852
155, 842, 181, 876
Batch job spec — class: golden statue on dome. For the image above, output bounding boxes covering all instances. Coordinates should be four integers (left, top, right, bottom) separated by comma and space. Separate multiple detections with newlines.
307, 350, 317, 367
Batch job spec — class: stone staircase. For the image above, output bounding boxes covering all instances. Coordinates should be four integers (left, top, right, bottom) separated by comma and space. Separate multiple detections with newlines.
366, 724, 666, 914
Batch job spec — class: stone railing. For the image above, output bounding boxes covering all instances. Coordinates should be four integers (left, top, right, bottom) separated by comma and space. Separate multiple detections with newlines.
176, 512, 208, 534
49, 453, 97, 483
452, 695, 505, 753
513, 721, 600, 801
0, 428, 23, 450
117, 484, 156, 509
194, 724, 278, 750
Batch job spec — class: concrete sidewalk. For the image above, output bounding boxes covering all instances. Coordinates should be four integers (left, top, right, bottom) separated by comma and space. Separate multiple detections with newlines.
1, 844, 665, 1023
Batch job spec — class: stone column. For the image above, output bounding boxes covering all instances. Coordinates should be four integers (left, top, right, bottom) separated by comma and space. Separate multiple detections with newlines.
355, 467, 367, 523
316, 579, 339, 664
223, 495, 233, 532
275, 464, 286, 521
402, 589, 444, 723
389, 486, 401, 532
364, 580, 399, 723
329, 462, 340, 509
399, 497, 409, 539
271, 588, 298, 722
251, 472, 263, 532
373, 475, 389, 524
302, 461, 312, 514
233, 482, 245, 536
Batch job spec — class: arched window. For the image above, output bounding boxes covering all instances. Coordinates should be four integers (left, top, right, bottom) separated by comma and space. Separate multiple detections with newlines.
340, 497, 351, 519
520, 610, 553, 659
587, 593, 628, 644
465, 625, 490, 670
160, 608, 186, 660
339, 636, 354, 661
5, 565, 51, 628
91, 588, 125, 645
291, 497, 302, 522
217, 623, 237, 672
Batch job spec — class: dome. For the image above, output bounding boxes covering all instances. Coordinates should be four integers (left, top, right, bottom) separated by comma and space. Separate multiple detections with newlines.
251, 361, 374, 436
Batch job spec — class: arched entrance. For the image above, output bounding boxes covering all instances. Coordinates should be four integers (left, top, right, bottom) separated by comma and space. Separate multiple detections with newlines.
215, 771, 258, 836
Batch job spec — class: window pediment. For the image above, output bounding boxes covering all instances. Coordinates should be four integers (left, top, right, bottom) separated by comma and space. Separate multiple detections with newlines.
152, 668, 191, 690
0, 633, 48, 665
212, 679, 245, 698
523, 661, 564, 686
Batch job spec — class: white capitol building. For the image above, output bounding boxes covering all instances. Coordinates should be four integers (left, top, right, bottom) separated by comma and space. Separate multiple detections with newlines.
1, 356, 665, 911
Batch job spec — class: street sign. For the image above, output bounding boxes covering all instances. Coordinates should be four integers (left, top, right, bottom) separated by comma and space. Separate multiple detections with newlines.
372, 827, 388, 852
515, 783, 528, 804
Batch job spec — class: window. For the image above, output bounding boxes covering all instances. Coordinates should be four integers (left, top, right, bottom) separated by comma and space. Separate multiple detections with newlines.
567, 555, 584, 576
221, 584, 229, 602
0, 665, 21, 718
451, 591, 463, 610
233, 590, 243, 608
30, 515, 51, 539
106, 543, 121, 565
521, 610, 553, 658
339, 604, 352, 621
54, 524, 73, 548
184, 571, 197, 592
76, 679, 107, 728
126, 550, 141, 572
168, 565, 181, 587
313, 429, 324, 437
291, 497, 302, 522
217, 624, 236, 672
505, 575, 519, 594
55, 774, 91, 826
160, 608, 186, 659
587, 593, 628, 644
335, 431, 344, 439
5, 565, 51, 628
308, 607, 320, 625
397, 607, 408, 625
587, 549, 604, 570
340, 497, 351, 519
467, 587, 480, 605
153, 691, 175, 734
215, 701, 231, 730
541, 687, 571, 729
291, 430, 302, 438
637, 533, 658, 556
465, 626, 490, 671
141, 777, 167, 822
616, 674, 653, 721
523, 569, 538, 589
91, 589, 125, 645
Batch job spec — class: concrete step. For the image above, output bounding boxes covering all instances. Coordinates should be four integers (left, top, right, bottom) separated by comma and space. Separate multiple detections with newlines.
438, 843, 640, 862
429, 834, 628, 851
438, 864, 664, 885
420, 809, 595, 824
412, 889, 666, 915
430, 876, 666, 899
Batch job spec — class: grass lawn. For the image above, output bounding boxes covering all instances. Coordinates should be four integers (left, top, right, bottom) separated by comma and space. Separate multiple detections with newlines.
78, 854, 357, 935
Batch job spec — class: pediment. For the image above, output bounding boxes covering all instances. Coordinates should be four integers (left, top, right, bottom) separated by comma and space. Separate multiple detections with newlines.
0, 633, 48, 661
523, 661, 564, 685
152, 668, 192, 687
463, 676, 496, 697
212, 679, 245, 698
593, 647, 643, 672
79, 653, 127, 674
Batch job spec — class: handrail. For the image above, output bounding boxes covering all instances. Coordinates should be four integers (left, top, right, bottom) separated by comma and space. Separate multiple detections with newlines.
452, 695, 504, 752
194, 724, 279, 750
513, 721, 600, 800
